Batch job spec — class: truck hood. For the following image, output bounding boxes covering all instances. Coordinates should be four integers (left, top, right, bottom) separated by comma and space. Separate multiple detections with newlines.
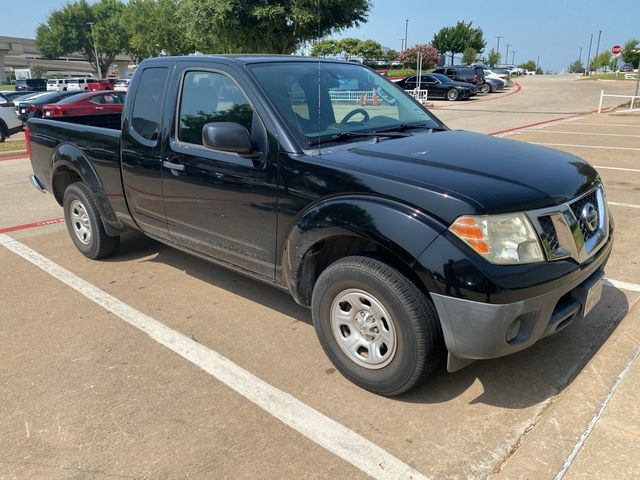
318, 130, 599, 222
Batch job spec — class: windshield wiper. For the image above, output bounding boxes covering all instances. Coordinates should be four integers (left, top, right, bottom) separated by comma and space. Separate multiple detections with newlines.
374, 123, 446, 133
309, 130, 410, 146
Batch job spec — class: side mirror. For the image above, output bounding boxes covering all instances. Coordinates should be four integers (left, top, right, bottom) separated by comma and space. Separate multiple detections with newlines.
202, 122, 253, 154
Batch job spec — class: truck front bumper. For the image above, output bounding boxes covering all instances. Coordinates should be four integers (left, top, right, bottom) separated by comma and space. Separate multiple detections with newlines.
431, 235, 612, 372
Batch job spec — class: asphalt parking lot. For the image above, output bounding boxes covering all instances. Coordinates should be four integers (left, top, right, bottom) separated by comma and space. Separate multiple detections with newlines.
1, 76, 639, 479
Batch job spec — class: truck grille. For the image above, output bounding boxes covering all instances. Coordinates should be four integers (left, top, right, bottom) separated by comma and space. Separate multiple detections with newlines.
528, 186, 608, 264
569, 189, 599, 243
538, 215, 562, 256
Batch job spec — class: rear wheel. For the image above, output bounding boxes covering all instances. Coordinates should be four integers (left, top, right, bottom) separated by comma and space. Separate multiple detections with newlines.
312, 256, 444, 396
480, 82, 491, 94
0, 124, 6, 143
447, 89, 459, 101
63, 182, 119, 259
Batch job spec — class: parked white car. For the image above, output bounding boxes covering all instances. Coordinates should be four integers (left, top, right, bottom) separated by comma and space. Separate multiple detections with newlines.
113, 79, 131, 92
67, 78, 97, 91
483, 69, 508, 83
0, 93, 23, 142
47, 78, 70, 92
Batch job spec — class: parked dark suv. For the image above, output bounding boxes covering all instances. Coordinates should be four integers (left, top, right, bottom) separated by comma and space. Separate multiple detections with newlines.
15, 78, 47, 91
432, 65, 485, 90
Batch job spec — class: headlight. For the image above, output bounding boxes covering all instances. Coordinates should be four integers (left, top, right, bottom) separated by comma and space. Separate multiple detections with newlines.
449, 213, 544, 264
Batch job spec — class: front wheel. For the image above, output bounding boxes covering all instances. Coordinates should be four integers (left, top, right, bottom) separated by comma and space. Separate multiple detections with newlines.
312, 256, 444, 396
63, 182, 119, 259
447, 88, 459, 101
480, 83, 491, 94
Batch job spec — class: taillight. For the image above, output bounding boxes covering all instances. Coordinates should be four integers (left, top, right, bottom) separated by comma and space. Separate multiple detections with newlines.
24, 126, 32, 159
27, 105, 39, 112
473, 75, 478, 81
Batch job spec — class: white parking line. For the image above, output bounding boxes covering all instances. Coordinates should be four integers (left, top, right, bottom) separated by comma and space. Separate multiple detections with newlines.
595, 166, 640, 173
608, 201, 640, 210
0, 233, 428, 480
530, 143, 640, 151
524, 131, 640, 138
568, 123, 640, 127
606, 279, 640, 293
555, 344, 640, 480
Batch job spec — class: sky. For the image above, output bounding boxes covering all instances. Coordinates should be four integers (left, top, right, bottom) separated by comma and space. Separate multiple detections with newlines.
0, 0, 638, 72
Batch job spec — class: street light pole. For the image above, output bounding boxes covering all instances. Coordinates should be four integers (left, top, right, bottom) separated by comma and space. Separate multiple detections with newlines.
505, 44, 511, 65
594, 30, 602, 72
579, 46, 583, 63
586, 33, 593, 74
512, 51, 516, 66
404, 19, 408, 52
87, 22, 102, 78
496, 35, 503, 54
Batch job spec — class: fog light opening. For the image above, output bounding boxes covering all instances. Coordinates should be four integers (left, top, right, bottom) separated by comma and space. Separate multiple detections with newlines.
506, 318, 522, 343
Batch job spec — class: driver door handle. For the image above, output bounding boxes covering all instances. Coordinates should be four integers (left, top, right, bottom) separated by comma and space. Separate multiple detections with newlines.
163, 161, 185, 172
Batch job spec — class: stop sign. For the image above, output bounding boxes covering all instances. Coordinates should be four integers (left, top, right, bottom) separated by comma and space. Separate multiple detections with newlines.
611, 44, 622, 55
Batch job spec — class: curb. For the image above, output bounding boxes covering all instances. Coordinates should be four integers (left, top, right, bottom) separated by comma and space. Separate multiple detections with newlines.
488, 103, 624, 136
431, 82, 523, 110
0, 151, 28, 161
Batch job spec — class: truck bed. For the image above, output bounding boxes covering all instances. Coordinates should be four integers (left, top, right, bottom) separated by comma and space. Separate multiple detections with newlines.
28, 115, 128, 218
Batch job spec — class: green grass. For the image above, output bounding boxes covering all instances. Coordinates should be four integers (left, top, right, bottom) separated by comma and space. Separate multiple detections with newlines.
579, 72, 637, 81
0, 85, 15, 91
0, 140, 26, 153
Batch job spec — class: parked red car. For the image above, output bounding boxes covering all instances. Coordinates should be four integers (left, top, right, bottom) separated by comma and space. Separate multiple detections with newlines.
87, 78, 115, 91
42, 91, 126, 118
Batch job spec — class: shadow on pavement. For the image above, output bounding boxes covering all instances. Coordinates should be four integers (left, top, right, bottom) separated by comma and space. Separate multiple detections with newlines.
108, 231, 630, 410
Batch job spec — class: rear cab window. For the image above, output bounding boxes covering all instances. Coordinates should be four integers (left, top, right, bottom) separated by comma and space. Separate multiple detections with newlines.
130, 67, 169, 142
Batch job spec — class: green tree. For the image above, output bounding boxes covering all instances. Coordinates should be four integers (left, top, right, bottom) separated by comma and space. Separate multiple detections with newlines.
123, 0, 192, 64
355, 39, 383, 60
385, 49, 399, 61
36, 0, 127, 78
32, 65, 46, 78
398, 44, 439, 69
590, 50, 612, 72
487, 48, 500, 67
338, 37, 361, 59
311, 39, 340, 57
432, 21, 485, 65
518, 60, 537, 72
568, 58, 584, 73
462, 47, 477, 64
179, 0, 370, 54
621, 39, 640, 68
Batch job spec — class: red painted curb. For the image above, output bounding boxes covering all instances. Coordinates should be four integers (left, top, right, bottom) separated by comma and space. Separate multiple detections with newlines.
0, 152, 28, 162
431, 82, 523, 110
488, 103, 619, 136
0, 217, 65, 234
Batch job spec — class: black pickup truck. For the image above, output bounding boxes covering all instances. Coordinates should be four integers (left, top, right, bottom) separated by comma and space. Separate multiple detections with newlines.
27, 56, 612, 395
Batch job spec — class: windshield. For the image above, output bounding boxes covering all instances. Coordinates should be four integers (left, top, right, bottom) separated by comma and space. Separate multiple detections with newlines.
249, 61, 443, 146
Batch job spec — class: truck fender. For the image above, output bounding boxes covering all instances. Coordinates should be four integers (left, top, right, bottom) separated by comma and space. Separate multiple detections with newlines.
50, 143, 124, 234
282, 195, 447, 305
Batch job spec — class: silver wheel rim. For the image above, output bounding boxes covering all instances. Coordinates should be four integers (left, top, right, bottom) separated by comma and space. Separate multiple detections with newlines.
70, 199, 92, 245
330, 288, 397, 369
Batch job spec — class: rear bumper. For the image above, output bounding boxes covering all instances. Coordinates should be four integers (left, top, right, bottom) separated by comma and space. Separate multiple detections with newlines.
431, 234, 612, 370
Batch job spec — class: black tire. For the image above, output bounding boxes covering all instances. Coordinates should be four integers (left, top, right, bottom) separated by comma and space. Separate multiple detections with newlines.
446, 89, 459, 101
63, 182, 119, 259
312, 256, 444, 396
480, 83, 491, 94
0, 121, 7, 143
